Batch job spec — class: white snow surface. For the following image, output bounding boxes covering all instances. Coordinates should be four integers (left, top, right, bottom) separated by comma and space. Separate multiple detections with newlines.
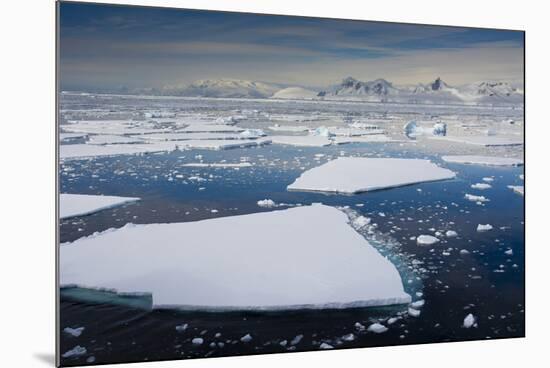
442, 155, 523, 166
477, 224, 494, 232
271, 87, 318, 99
60, 142, 179, 160
288, 157, 455, 194
60, 194, 140, 219
60, 204, 411, 310
87, 135, 144, 145
508, 185, 524, 196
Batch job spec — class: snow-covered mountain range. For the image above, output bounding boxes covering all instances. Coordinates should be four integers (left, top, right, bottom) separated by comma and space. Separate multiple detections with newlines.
107, 77, 523, 106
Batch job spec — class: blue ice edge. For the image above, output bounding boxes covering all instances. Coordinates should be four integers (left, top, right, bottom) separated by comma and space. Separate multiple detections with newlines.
60, 208, 417, 313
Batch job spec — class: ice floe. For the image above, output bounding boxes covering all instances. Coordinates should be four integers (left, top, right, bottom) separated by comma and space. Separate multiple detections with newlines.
463, 313, 477, 328
60, 204, 411, 310
270, 135, 332, 147
60, 194, 140, 219
181, 162, 252, 168
477, 224, 493, 232
257, 199, 276, 208
60, 142, 179, 160
430, 136, 523, 147
441, 155, 523, 166
87, 135, 144, 145
508, 185, 524, 196
367, 323, 388, 333
287, 157, 455, 194
471, 183, 492, 190
465, 194, 489, 203
416, 235, 440, 246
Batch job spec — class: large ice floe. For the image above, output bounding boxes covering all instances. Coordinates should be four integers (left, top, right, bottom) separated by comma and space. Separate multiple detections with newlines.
508, 185, 524, 196
441, 155, 523, 166
288, 158, 455, 194
270, 135, 332, 147
60, 204, 411, 310
59, 142, 178, 160
429, 136, 523, 147
60, 194, 140, 219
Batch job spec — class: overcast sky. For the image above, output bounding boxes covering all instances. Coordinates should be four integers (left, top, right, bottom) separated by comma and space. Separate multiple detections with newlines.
59, 2, 524, 91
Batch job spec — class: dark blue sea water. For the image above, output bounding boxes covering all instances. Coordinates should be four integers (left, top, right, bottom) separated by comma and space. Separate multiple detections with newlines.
59, 142, 524, 366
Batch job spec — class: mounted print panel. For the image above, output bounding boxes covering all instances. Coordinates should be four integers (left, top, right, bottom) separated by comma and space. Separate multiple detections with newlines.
57, 1, 525, 366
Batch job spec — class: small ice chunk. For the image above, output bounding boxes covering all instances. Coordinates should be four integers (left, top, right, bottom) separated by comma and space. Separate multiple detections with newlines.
240, 334, 253, 343
62, 345, 87, 358
319, 342, 334, 349
408, 308, 421, 317
411, 300, 425, 308
192, 337, 204, 345
367, 323, 388, 333
257, 199, 276, 208
505, 249, 514, 256
354, 322, 366, 331
465, 194, 489, 203
460, 249, 470, 255
63, 327, 85, 337
175, 323, 188, 332
352, 216, 371, 228
463, 313, 476, 328
477, 224, 493, 232
417, 235, 440, 246
471, 183, 492, 190
341, 333, 355, 341
445, 230, 458, 238
290, 334, 303, 345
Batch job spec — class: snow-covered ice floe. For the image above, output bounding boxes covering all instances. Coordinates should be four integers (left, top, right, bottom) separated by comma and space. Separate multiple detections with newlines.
140, 132, 262, 141
416, 235, 440, 246
60, 194, 140, 219
268, 125, 309, 132
441, 155, 523, 166
429, 136, 523, 147
60, 142, 179, 160
508, 185, 524, 196
287, 157, 455, 194
332, 135, 405, 145
87, 134, 144, 145
60, 204, 411, 311
270, 135, 332, 147
177, 138, 270, 150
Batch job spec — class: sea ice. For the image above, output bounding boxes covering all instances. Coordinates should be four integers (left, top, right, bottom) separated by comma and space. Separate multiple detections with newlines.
367, 323, 388, 333
508, 185, 524, 196
463, 313, 476, 328
471, 183, 492, 190
60, 204, 411, 310
445, 230, 458, 238
270, 135, 332, 147
257, 199, 276, 208
441, 155, 523, 166
430, 136, 523, 147
287, 157, 455, 194
240, 334, 253, 343
62, 346, 87, 358
465, 194, 489, 203
60, 142, 178, 160
416, 235, 440, 246
177, 138, 270, 150
181, 162, 252, 168
319, 343, 334, 349
60, 194, 140, 219
87, 135, 144, 145
63, 327, 85, 337
477, 224, 493, 232
268, 125, 309, 132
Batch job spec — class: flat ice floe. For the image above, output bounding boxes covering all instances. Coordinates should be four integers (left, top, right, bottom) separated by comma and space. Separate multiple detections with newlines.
60, 194, 140, 219
287, 157, 455, 194
60, 142, 178, 160
140, 132, 260, 141
508, 185, 524, 196
60, 204, 411, 310
177, 124, 244, 133
270, 135, 332, 147
268, 125, 309, 132
332, 135, 404, 145
87, 134, 144, 145
429, 136, 523, 147
177, 138, 270, 150
442, 155, 523, 166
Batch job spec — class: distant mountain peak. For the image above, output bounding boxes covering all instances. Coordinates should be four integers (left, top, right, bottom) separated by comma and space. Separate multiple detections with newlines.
430, 77, 449, 91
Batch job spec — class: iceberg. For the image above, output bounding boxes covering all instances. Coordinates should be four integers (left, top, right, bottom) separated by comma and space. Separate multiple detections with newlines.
60, 204, 411, 310
441, 155, 523, 166
287, 157, 455, 194
60, 194, 140, 219
477, 224, 493, 232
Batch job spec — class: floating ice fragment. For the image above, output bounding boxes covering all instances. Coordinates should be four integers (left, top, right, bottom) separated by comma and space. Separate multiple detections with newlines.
62, 345, 87, 358
192, 337, 204, 345
240, 334, 253, 343
319, 343, 334, 349
417, 235, 440, 246
445, 230, 458, 238
465, 194, 489, 203
471, 183, 492, 190
60, 194, 140, 219
442, 155, 523, 166
257, 199, 276, 208
290, 334, 303, 345
411, 300, 425, 308
342, 333, 355, 341
408, 308, 421, 317
63, 327, 85, 337
463, 314, 477, 328
367, 323, 388, 333
477, 224, 493, 232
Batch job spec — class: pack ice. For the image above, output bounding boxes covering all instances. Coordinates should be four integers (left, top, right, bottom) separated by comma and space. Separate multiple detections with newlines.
60, 194, 140, 219
287, 157, 455, 194
60, 204, 411, 310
